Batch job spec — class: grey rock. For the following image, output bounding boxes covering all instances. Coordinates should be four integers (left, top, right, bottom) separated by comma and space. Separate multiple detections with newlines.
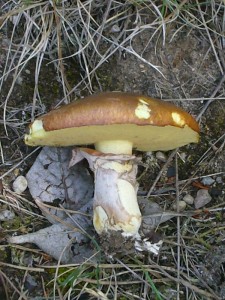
0, 210, 15, 221
13, 175, 28, 194
183, 194, 194, 205
156, 151, 167, 162
172, 200, 187, 211
201, 176, 215, 186
194, 189, 212, 209
26, 147, 93, 209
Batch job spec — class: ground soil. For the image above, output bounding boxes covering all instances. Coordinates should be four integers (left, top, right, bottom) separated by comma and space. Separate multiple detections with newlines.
0, 5, 224, 300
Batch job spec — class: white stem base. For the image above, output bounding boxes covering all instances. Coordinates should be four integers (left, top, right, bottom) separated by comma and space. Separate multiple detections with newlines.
70, 149, 141, 236
93, 158, 141, 235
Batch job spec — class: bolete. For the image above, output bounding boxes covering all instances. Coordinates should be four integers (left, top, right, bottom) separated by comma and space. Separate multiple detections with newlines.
25, 92, 199, 238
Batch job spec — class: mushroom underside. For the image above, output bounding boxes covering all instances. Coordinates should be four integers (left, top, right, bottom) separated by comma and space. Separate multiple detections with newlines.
26, 123, 199, 151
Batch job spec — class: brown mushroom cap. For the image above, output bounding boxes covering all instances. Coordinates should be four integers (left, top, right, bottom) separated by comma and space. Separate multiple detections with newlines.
25, 92, 200, 151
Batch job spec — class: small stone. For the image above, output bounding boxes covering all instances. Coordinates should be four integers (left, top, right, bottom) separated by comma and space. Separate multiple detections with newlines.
167, 166, 176, 178
111, 25, 120, 33
145, 151, 153, 157
24, 274, 37, 292
194, 189, 212, 209
216, 177, 223, 184
173, 201, 187, 211
183, 194, 194, 205
16, 75, 23, 85
0, 210, 15, 221
201, 177, 215, 186
11, 15, 20, 25
156, 151, 167, 162
209, 187, 222, 197
12, 175, 28, 194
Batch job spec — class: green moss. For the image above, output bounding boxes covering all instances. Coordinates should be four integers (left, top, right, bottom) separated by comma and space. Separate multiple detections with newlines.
1, 215, 33, 231
0, 248, 7, 261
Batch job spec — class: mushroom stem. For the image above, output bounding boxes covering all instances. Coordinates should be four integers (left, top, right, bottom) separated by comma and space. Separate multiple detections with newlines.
70, 148, 142, 236
95, 140, 133, 155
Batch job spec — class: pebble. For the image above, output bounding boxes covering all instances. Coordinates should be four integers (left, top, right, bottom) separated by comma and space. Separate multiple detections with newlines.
12, 175, 28, 194
24, 274, 37, 292
173, 200, 187, 211
16, 75, 23, 85
156, 151, 167, 162
183, 194, 194, 205
111, 24, 120, 33
194, 189, 212, 209
216, 177, 223, 184
0, 210, 15, 221
209, 187, 222, 197
167, 166, 176, 178
201, 176, 215, 186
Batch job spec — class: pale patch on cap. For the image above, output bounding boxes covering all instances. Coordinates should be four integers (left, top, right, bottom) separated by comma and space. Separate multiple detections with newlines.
31, 119, 44, 133
135, 98, 151, 119
172, 112, 185, 127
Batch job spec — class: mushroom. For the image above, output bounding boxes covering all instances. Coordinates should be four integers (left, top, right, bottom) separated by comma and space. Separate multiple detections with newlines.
25, 92, 200, 238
